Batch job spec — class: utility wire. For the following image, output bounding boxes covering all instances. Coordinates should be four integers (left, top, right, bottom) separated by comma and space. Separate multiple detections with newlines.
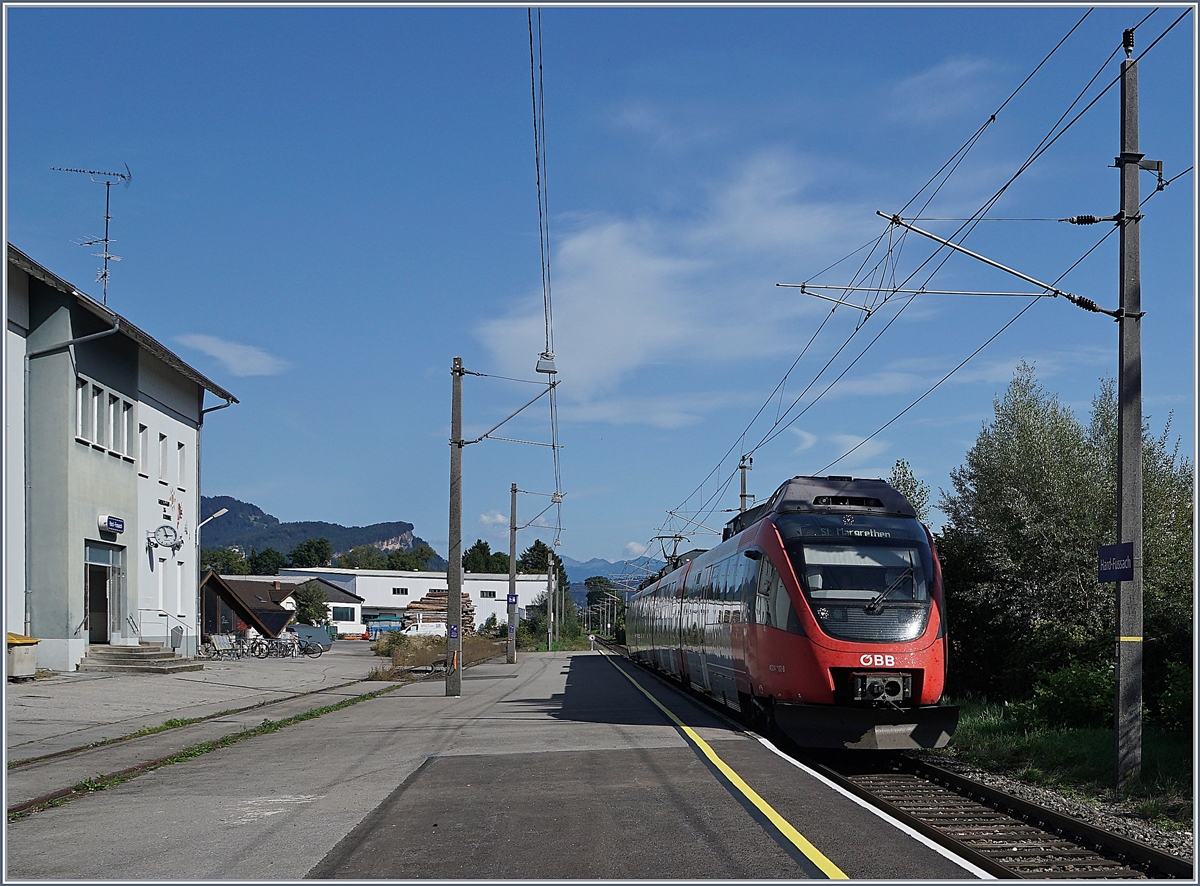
667, 8, 1171, 537
817, 139, 1187, 475
528, 7, 564, 546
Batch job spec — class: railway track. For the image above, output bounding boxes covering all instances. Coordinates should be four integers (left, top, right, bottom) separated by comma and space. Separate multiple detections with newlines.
801, 750, 1193, 879
600, 640, 1191, 880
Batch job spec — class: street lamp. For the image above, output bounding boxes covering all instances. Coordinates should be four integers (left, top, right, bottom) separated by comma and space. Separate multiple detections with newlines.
198, 507, 228, 530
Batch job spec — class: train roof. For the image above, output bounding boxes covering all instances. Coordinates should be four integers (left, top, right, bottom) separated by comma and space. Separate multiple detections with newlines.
725, 475, 917, 537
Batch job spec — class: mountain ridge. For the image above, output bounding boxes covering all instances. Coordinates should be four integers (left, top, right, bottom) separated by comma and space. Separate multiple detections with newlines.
200, 495, 435, 559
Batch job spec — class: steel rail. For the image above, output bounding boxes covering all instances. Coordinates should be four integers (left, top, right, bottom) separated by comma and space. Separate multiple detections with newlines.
603, 640, 1190, 880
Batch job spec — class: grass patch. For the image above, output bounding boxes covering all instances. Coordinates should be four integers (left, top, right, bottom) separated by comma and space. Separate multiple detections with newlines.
7, 685, 401, 822
7, 703, 280, 770
928, 699, 1193, 829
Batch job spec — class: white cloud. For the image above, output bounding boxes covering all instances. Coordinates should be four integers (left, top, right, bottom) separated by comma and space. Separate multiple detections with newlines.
478, 511, 507, 533
694, 149, 859, 254
827, 433, 890, 467
176, 334, 289, 377
624, 541, 647, 557
889, 57, 997, 123
476, 149, 869, 411
790, 428, 817, 452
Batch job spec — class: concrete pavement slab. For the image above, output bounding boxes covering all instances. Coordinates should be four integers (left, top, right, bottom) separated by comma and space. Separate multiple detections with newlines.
5, 641, 380, 762
6, 680, 396, 811
6, 651, 980, 880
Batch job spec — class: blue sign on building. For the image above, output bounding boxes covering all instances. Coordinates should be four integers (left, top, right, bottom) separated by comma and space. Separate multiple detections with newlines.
1098, 542, 1135, 583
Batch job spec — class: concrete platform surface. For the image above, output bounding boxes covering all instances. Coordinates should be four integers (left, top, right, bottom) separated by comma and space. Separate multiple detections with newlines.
5, 641, 381, 762
5, 650, 984, 881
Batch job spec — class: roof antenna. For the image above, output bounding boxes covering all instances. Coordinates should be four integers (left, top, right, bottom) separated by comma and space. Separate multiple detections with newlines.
52, 164, 132, 305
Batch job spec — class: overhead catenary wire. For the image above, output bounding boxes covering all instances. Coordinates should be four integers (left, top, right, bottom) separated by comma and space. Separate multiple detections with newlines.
666, 9, 1104, 532
662, 9, 1186, 542
817, 160, 1190, 476
528, 6, 565, 547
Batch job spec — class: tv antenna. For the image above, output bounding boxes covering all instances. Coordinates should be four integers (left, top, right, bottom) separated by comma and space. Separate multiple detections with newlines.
52, 164, 132, 305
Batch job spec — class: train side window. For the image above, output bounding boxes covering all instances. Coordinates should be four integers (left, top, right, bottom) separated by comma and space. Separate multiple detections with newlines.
741, 555, 761, 622
757, 559, 802, 634
756, 561, 774, 626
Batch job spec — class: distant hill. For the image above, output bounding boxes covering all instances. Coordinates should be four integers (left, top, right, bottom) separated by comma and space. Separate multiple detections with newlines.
200, 495, 442, 565
559, 555, 666, 585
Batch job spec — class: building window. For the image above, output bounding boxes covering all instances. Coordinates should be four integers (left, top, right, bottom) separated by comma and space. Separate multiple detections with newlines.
158, 434, 168, 482
92, 385, 105, 443
176, 442, 186, 488
176, 561, 186, 616
124, 403, 135, 457
139, 425, 149, 475
109, 395, 123, 452
392, 587, 408, 596
331, 606, 355, 622
479, 590, 497, 599
76, 378, 88, 439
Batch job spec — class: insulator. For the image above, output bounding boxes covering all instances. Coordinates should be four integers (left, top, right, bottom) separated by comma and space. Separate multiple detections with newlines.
1123, 29, 1135, 54
1066, 215, 1102, 225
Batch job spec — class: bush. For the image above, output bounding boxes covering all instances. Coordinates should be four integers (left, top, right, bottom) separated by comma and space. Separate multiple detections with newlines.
1153, 662, 1192, 732
1031, 662, 1115, 729
371, 630, 412, 657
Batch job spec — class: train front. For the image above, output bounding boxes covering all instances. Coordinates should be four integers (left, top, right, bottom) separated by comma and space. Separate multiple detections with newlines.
750, 477, 958, 750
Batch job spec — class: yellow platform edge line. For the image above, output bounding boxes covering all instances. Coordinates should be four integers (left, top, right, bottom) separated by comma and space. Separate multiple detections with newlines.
601, 650, 848, 880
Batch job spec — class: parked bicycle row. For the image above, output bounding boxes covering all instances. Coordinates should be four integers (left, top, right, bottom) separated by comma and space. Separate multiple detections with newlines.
198, 633, 325, 660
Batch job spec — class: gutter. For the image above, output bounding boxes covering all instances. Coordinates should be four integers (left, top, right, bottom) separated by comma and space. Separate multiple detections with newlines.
24, 315, 121, 637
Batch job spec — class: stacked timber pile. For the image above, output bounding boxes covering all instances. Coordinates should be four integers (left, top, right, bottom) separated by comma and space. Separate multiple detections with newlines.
405, 589, 475, 635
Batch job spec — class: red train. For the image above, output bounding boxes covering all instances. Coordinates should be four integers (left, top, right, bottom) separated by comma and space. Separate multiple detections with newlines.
627, 475, 958, 749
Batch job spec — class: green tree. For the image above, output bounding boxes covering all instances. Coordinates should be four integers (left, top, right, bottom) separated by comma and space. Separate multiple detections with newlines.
337, 544, 387, 569
387, 543, 438, 571
463, 539, 495, 573
888, 458, 931, 522
201, 546, 250, 575
584, 575, 617, 607
289, 537, 333, 568
938, 363, 1192, 712
518, 539, 569, 590
292, 580, 328, 626
491, 551, 510, 575
248, 547, 286, 576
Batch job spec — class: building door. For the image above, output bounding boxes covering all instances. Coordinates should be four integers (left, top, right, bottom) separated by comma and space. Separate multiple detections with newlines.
87, 565, 109, 643
84, 541, 126, 645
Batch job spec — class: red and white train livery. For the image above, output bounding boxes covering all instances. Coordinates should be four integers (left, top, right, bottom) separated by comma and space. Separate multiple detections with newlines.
627, 475, 958, 749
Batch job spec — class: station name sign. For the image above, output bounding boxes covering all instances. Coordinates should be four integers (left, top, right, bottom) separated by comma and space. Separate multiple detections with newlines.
1098, 542, 1134, 583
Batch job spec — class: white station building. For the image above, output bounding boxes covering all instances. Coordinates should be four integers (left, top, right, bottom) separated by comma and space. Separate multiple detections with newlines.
5, 245, 236, 670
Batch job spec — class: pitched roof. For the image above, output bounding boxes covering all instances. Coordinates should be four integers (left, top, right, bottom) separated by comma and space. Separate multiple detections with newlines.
8, 243, 238, 404
231, 574, 363, 603
203, 572, 292, 638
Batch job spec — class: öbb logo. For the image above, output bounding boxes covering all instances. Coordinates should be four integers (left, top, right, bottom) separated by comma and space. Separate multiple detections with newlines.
860, 653, 895, 667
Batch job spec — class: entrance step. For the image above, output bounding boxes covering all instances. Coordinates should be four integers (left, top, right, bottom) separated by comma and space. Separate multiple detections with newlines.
77, 644, 203, 674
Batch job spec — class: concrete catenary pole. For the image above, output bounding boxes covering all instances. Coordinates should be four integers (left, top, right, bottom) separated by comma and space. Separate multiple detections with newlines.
508, 483, 518, 664
739, 455, 753, 512
446, 357, 465, 697
549, 561, 556, 653
1115, 28, 1144, 790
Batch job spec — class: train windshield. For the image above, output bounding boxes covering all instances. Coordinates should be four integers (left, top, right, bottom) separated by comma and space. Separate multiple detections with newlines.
775, 514, 933, 643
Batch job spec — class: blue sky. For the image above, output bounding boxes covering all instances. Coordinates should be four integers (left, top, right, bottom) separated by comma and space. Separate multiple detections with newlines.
5, 5, 1194, 564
